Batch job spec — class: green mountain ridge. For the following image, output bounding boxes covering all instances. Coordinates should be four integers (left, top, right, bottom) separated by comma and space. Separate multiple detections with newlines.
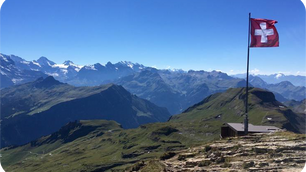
1, 76, 111, 118
1, 76, 171, 148
171, 87, 305, 134
1, 87, 304, 172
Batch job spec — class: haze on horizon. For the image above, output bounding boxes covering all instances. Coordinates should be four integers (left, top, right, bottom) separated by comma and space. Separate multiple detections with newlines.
0, 0, 305, 76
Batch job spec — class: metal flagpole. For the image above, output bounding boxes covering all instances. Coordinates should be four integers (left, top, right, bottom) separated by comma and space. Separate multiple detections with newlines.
244, 13, 251, 135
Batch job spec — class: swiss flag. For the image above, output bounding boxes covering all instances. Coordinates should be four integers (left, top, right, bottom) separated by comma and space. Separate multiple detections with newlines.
250, 18, 279, 47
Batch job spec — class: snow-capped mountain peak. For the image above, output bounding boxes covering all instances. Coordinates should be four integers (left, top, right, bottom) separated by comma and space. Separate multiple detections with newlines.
83, 65, 98, 71
114, 61, 146, 72
0, 54, 16, 67
36, 56, 55, 66
63, 60, 74, 65
0, 54, 47, 88
61, 61, 83, 71
117, 61, 136, 68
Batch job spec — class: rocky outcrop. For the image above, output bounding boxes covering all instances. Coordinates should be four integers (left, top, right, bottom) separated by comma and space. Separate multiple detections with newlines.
159, 132, 306, 171
161, 132, 306, 172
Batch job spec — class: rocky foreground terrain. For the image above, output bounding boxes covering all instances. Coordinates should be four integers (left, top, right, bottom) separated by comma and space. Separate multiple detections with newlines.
129, 132, 306, 172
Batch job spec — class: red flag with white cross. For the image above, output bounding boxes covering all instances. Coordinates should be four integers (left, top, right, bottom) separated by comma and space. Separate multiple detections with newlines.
250, 18, 279, 47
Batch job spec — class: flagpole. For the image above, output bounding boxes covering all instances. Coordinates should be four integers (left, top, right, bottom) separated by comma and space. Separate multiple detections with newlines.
244, 12, 251, 135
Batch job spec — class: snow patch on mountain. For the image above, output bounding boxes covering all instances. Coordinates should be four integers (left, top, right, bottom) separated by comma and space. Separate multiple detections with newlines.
52, 64, 68, 69
46, 72, 59, 77
12, 78, 23, 84
117, 61, 144, 70
20, 61, 30, 65
51, 62, 83, 73
0, 55, 9, 62
74, 68, 82, 72
275, 73, 285, 79
32, 61, 41, 67
84, 65, 97, 71
1, 70, 7, 75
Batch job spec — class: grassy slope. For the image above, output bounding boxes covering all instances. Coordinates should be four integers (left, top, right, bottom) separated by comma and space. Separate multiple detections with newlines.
1, 88, 304, 171
1, 77, 112, 118
171, 87, 300, 130
2, 121, 197, 172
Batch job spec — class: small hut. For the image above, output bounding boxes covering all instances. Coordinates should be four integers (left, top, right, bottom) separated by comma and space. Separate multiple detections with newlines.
221, 123, 280, 138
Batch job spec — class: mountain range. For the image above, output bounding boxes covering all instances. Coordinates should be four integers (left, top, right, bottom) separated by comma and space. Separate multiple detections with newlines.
1, 53, 305, 115
248, 75, 306, 102
0, 53, 243, 114
0, 77, 170, 147
233, 73, 306, 87
1, 87, 304, 171
0, 54, 47, 88
0, 53, 146, 87
115, 69, 246, 114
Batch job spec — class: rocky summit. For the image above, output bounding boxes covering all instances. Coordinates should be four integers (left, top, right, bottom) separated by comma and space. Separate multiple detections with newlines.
130, 132, 306, 172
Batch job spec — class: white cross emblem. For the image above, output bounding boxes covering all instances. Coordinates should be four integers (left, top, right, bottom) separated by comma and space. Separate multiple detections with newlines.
254, 22, 274, 43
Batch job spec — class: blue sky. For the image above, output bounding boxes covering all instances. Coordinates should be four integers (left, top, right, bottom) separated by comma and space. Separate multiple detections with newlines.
0, 0, 305, 75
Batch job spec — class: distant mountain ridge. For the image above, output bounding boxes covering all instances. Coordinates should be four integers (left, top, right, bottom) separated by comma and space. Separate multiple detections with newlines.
0, 54, 47, 88
1, 77, 171, 147
0, 53, 147, 87
1, 53, 305, 112
3, 53, 305, 88
69, 61, 146, 86
283, 99, 306, 114
248, 75, 306, 101
233, 73, 306, 87
1, 53, 249, 115
116, 69, 246, 114
259, 73, 306, 87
